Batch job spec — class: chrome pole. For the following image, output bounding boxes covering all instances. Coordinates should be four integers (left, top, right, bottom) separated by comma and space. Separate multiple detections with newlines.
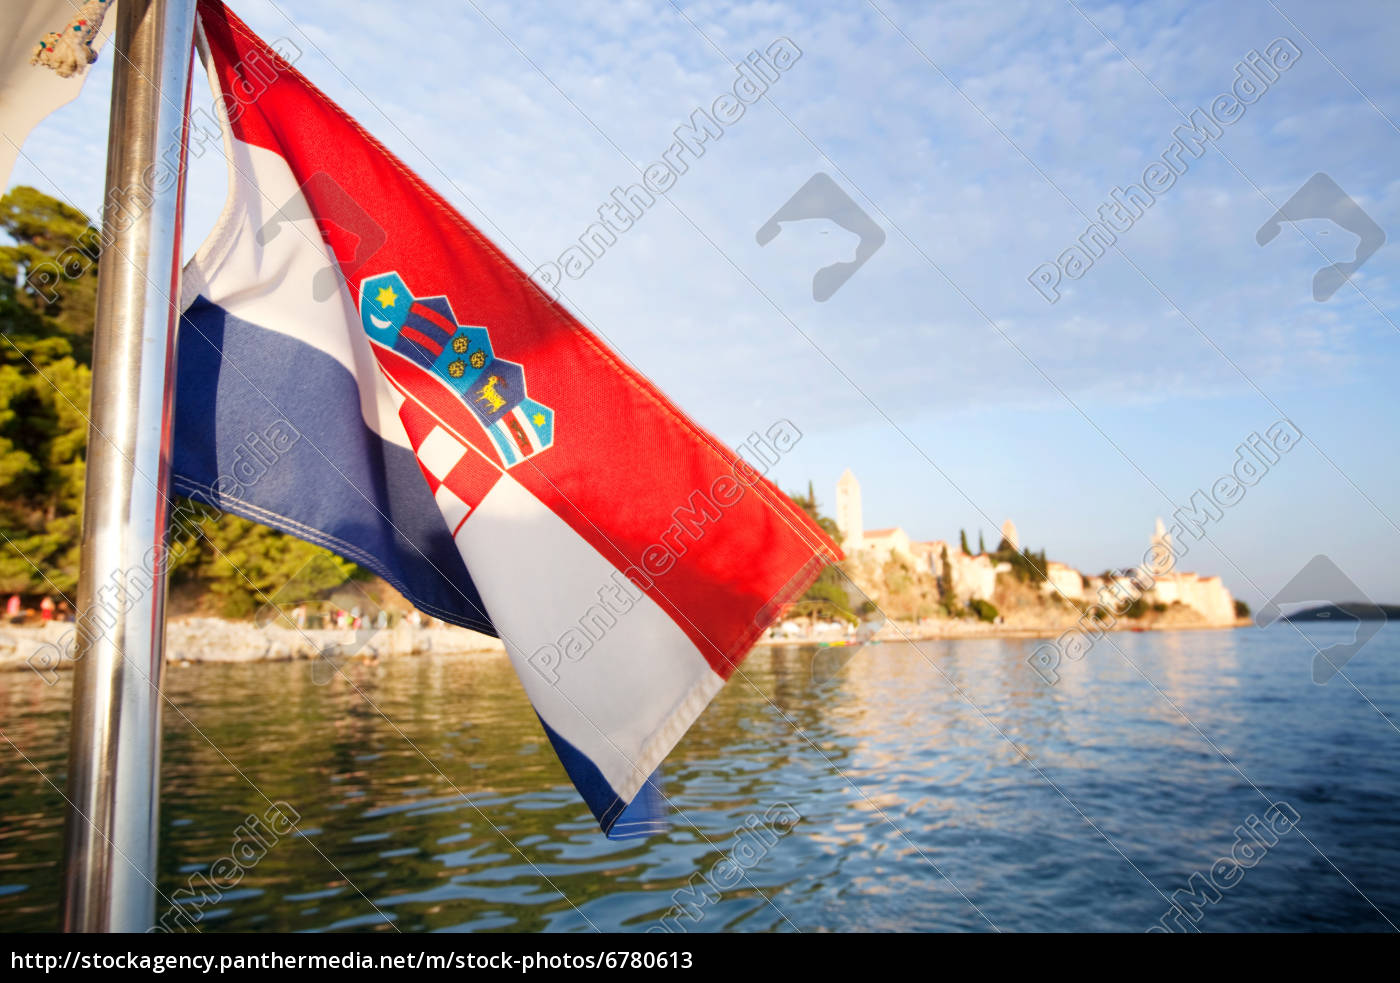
61, 0, 196, 933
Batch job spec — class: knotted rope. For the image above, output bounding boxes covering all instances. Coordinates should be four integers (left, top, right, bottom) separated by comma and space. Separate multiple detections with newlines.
31, 0, 115, 79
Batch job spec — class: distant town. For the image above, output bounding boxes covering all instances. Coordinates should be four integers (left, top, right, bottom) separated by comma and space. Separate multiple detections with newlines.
773, 469, 1244, 640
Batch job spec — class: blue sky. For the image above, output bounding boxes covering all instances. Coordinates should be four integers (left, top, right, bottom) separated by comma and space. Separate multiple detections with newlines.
9, 0, 1400, 605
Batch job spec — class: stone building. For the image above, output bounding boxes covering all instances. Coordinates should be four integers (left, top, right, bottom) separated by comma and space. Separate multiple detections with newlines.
924, 541, 999, 604
863, 526, 913, 563
1150, 572, 1237, 625
1042, 561, 1085, 600
1000, 518, 1020, 551
1140, 517, 1238, 624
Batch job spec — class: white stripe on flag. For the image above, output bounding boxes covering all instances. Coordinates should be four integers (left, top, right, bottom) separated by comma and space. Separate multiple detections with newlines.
514, 407, 545, 455
457, 472, 722, 805
181, 130, 411, 450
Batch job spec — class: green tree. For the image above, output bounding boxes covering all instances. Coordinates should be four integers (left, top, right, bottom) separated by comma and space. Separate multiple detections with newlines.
1, 185, 101, 361
987, 538, 1049, 585
781, 483, 861, 622
978, 530, 984, 554
1020, 547, 1047, 582
795, 565, 856, 624
0, 186, 363, 611
191, 515, 360, 617
788, 482, 841, 541
0, 187, 99, 594
959, 528, 969, 554
938, 544, 954, 601
968, 598, 998, 623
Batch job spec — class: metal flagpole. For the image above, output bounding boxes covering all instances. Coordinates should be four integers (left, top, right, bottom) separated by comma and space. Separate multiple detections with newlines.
61, 0, 197, 933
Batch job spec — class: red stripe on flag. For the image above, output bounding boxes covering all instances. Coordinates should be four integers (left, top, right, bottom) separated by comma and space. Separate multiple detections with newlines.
410, 302, 457, 338
399, 325, 444, 357
506, 415, 533, 456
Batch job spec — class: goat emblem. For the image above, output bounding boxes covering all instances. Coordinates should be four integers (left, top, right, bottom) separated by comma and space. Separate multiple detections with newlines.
475, 375, 507, 413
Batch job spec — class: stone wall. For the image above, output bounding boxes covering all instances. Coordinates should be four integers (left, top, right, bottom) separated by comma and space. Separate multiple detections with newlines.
1042, 562, 1084, 600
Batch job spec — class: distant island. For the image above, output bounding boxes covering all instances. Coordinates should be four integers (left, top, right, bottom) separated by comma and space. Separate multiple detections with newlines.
1283, 603, 1399, 622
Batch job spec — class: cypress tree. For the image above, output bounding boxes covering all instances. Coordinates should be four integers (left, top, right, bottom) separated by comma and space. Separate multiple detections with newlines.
939, 544, 954, 600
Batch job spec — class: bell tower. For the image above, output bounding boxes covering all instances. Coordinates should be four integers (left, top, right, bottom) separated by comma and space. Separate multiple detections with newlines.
836, 469, 863, 552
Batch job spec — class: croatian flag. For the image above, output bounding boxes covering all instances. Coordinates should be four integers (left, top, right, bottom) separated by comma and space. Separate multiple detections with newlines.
174, 1, 838, 835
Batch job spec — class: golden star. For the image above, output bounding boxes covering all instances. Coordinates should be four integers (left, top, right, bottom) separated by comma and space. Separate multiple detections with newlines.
376, 285, 398, 308
532, 412, 546, 427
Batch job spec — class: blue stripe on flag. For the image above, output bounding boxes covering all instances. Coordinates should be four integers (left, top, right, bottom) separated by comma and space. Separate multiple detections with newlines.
535, 715, 669, 838
173, 297, 498, 634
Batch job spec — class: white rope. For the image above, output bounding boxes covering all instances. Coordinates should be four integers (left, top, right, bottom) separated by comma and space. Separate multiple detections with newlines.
31, 0, 115, 79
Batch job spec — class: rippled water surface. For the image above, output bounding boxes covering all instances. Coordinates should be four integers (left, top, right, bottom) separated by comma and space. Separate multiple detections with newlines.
2, 623, 1398, 932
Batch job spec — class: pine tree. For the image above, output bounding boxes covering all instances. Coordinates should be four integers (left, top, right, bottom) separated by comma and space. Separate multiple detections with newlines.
788, 482, 840, 539
978, 530, 985, 554
194, 515, 359, 616
782, 484, 848, 621
0, 186, 366, 611
959, 528, 969, 554
0, 187, 99, 593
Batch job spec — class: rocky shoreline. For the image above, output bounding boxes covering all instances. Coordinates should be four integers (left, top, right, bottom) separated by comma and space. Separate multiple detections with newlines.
755, 615, 1250, 648
0, 617, 505, 675
0, 612, 1249, 676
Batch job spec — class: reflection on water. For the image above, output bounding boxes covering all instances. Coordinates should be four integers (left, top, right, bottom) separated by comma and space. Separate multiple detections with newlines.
1, 625, 1397, 932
